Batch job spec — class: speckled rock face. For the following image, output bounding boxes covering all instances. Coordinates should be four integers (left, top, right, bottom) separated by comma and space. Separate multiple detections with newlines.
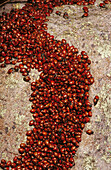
0, 1, 111, 170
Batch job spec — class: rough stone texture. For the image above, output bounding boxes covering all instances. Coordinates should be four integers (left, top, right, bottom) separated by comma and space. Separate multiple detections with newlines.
0, 1, 111, 170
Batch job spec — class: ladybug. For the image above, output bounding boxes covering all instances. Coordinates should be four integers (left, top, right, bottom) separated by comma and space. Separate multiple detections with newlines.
82, 12, 88, 18
63, 12, 69, 19
93, 95, 99, 106
83, 7, 89, 13
56, 11, 61, 16
86, 129, 94, 135
99, 3, 106, 8
7, 68, 14, 74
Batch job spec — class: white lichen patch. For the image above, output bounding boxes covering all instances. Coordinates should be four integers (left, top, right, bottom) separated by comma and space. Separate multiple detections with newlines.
97, 44, 111, 59
83, 156, 98, 170
94, 114, 101, 122
0, 109, 7, 118
101, 154, 111, 164
85, 123, 92, 130
98, 83, 111, 126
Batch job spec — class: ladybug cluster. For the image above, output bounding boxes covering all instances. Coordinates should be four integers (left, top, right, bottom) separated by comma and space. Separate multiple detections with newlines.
0, 0, 103, 169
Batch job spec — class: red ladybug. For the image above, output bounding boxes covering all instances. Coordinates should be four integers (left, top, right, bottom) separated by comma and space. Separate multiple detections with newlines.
93, 95, 99, 106
56, 11, 61, 16
82, 12, 88, 18
99, 3, 106, 8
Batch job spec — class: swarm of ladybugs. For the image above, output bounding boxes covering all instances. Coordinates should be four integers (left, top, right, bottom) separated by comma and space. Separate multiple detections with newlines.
0, 0, 108, 168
